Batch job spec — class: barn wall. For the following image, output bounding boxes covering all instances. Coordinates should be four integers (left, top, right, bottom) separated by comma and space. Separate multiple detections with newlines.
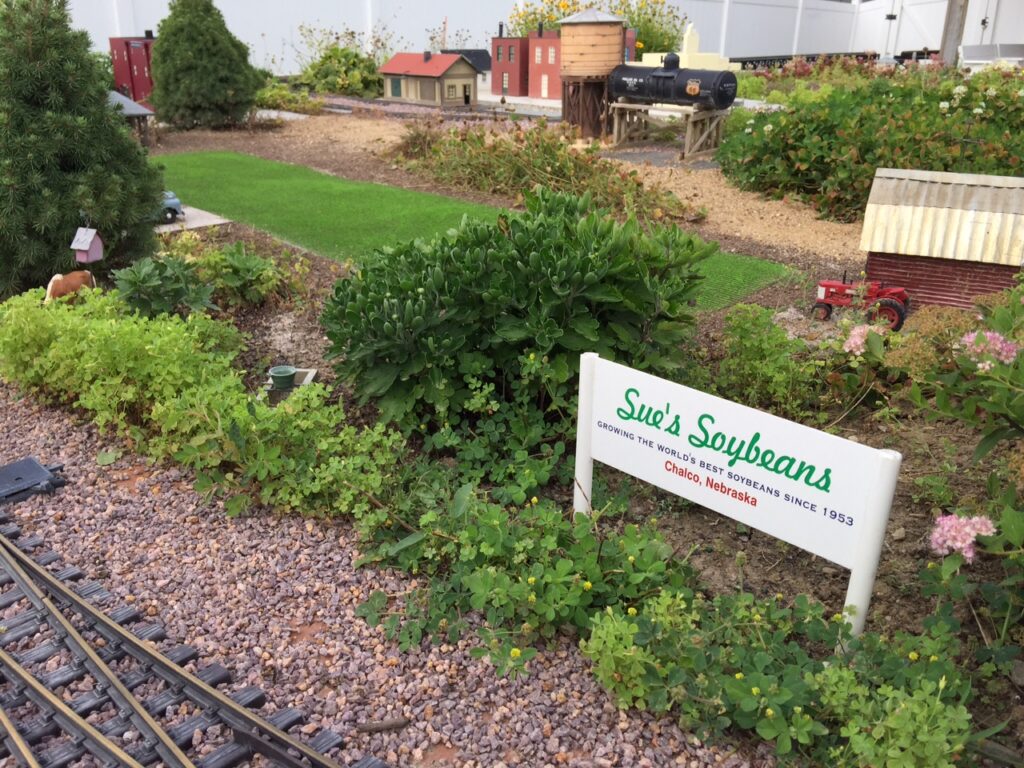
866, 252, 1019, 309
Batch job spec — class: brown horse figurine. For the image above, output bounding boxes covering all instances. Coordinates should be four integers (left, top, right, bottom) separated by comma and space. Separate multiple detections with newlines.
44, 271, 96, 304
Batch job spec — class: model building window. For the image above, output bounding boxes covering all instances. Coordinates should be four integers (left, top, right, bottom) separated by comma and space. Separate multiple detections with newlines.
535, 46, 541, 63
390, 78, 401, 97
509, 45, 515, 62
446, 84, 456, 98
502, 72, 509, 92
496, 45, 503, 62
548, 46, 556, 64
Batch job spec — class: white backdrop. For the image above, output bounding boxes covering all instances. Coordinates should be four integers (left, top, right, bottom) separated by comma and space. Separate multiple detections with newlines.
69, 0, 1024, 73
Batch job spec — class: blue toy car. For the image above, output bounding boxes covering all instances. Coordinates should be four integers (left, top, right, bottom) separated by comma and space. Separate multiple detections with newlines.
162, 191, 185, 223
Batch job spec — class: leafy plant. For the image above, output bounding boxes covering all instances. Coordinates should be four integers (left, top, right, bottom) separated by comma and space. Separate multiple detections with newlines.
150, 0, 262, 128
192, 243, 285, 307
114, 256, 216, 317
323, 189, 713, 500
294, 45, 383, 97
397, 120, 682, 222
254, 80, 324, 114
716, 304, 821, 420
0, 0, 163, 298
506, 0, 685, 51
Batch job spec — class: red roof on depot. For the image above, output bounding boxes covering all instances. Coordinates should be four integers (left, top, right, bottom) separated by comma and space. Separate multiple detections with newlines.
379, 52, 467, 77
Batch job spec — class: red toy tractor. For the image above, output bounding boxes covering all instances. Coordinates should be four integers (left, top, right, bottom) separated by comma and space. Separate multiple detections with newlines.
812, 273, 910, 331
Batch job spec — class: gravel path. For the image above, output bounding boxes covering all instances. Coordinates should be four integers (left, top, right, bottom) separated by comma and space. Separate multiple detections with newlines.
0, 391, 773, 768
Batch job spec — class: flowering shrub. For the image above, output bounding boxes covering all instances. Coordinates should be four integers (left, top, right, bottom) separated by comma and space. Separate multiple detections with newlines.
719, 67, 1024, 221
930, 515, 997, 562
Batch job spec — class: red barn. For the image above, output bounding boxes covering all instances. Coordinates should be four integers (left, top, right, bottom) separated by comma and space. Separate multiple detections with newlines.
528, 30, 561, 100
861, 169, 1024, 308
491, 34, 529, 96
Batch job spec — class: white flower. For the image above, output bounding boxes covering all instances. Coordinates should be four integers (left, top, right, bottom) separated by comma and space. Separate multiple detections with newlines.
763, 124, 774, 134
973, 107, 984, 115
985, 87, 996, 97
746, 118, 755, 125
1019, 88, 1024, 98
939, 101, 949, 112
980, 101, 986, 108
744, 127, 753, 134
953, 85, 968, 96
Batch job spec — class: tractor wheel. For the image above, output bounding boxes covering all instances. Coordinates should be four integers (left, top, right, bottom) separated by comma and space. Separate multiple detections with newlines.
164, 208, 177, 224
869, 298, 906, 331
811, 302, 833, 321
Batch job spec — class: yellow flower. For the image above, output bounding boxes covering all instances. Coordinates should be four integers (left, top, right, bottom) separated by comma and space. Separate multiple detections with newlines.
734, 672, 744, 680
929, 655, 939, 662
627, 606, 637, 616
528, 592, 537, 603
510, 647, 522, 659
908, 651, 920, 661
765, 708, 775, 718
527, 576, 536, 585
752, 613, 762, 623
636, 41, 644, 49
775, 593, 783, 601
531, 496, 539, 505
583, 581, 593, 591
627, 555, 635, 564
751, 687, 761, 696
529, 353, 535, 360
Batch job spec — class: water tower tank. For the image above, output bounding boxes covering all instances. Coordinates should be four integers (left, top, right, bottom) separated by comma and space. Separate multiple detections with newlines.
559, 9, 626, 78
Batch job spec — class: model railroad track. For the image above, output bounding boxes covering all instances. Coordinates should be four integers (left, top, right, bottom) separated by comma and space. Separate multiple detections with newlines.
0, 514, 388, 768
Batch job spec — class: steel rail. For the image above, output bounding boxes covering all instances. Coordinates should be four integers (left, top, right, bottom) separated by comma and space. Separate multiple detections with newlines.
0, 702, 41, 768
0, 534, 346, 768
0, 647, 145, 768
0, 539, 196, 768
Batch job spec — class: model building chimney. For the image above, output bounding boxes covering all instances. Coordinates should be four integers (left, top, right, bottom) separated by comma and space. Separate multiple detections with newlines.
498, 22, 504, 37
424, 51, 432, 61
538, 21, 544, 35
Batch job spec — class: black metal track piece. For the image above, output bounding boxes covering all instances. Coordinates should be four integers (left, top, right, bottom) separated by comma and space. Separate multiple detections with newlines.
0, 539, 196, 767
0, 647, 145, 768
0, 701, 41, 768
0, 534, 350, 768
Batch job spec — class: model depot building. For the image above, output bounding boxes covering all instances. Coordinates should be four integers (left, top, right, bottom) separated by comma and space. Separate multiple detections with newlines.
379, 52, 480, 107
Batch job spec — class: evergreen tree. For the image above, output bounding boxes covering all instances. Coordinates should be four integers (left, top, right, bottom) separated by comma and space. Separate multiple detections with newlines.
0, 0, 163, 299
150, 0, 261, 128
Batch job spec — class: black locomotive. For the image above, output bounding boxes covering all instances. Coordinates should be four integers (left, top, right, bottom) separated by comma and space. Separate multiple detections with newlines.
609, 52, 738, 110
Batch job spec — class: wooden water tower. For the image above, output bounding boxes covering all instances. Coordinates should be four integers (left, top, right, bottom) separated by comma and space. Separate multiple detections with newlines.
559, 9, 625, 138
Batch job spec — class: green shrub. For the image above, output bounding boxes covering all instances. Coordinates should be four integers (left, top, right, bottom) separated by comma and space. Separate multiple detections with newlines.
583, 588, 973, 762
0, 289, 397, 517
398, 120, 682, 222
716, 304, 821, 420
114, 244, 285, 316
114, 256, 216, 317
254, 80, 324, 114
718, 68, 1024, 221
323, 189, 713, 501
192, 243, 285, 307
0, 0, 163, 298
150, 0, 262, 128
295, 45, 382, 97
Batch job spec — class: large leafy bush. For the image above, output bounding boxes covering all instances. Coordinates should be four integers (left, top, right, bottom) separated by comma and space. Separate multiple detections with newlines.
323, 189, 713, 500
295, 45, 383, 97
719, 67, 1024, 221
150, 0, 262, 128
0, 0, 163, 298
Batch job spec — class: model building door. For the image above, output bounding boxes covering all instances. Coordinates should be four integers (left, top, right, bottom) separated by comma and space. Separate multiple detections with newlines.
541, 74, 549, 99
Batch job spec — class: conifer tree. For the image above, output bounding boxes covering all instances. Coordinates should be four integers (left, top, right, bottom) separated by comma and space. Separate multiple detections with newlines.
0, 0, 163, 298
150, 0, 261, 128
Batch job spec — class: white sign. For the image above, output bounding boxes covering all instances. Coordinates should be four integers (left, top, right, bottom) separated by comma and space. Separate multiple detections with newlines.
573, 354, 901, 635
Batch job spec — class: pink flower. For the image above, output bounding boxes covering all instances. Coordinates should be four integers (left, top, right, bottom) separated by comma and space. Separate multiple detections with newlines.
929, 515, 997, 563
843, 324, 871, 355
959, 330, 1019, 366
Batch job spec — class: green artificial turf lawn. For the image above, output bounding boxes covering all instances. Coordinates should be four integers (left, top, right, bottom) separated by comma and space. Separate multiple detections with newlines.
157, 151, 788, 307
695, 251, 791, 311
157, 152, 495, 262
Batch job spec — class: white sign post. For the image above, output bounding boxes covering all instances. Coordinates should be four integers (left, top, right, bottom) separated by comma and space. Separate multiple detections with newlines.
573, 353, 901, 636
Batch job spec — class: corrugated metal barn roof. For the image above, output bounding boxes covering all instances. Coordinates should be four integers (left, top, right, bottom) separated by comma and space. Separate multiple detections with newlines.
860, 168, 1024, 266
